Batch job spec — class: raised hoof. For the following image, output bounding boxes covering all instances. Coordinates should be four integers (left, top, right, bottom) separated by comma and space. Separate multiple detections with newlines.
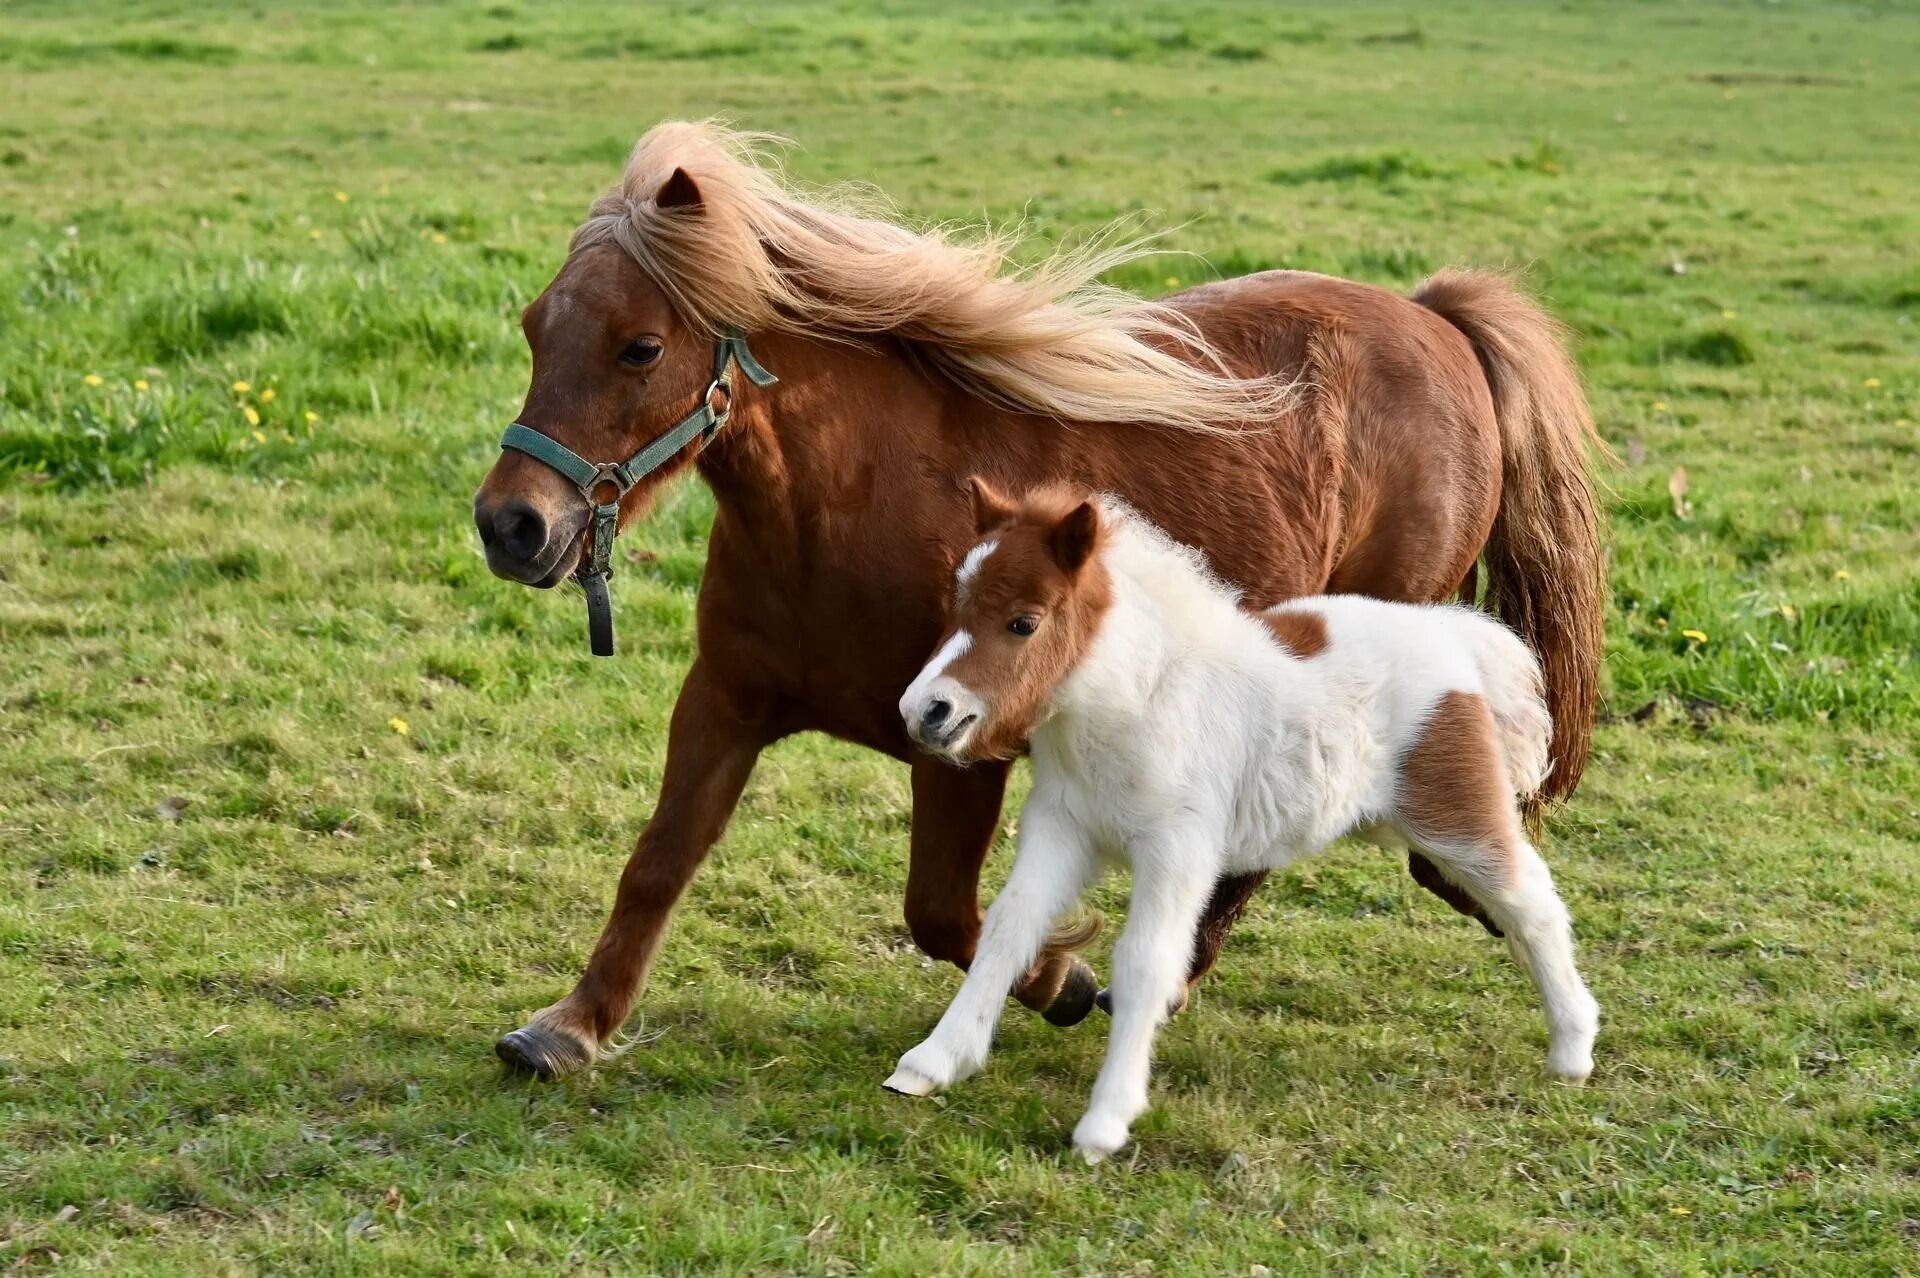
882, 1065, 940, 1097
1042, 961, 1100, 1027
496, 1022, 594, 1081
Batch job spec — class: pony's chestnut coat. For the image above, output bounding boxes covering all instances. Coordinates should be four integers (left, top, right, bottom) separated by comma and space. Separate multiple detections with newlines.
471, 121, 1605, 1080
890, 490, 1598, 1162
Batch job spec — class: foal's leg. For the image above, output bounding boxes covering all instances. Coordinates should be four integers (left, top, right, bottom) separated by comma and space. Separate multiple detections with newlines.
1411, 834, 1599, 1081
904, 759, 1102, 1026
1074, 834, 1219, 1163
1096, 870, 1268, 1019
497, 661, 773, 1080
885, 800, 1097, 1095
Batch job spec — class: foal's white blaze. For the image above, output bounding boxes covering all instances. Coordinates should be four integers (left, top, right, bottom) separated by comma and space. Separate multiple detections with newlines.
955, 539, 999, 601
900, 629, 981, 749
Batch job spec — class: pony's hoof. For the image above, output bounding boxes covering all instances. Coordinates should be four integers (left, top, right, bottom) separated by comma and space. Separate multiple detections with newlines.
496, 1022, 594, 1081
1043, 960, 1100, 1027
882, 1065, 940, 1097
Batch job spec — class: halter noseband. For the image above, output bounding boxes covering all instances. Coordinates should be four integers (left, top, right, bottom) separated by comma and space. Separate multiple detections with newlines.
498, 331, 777, 657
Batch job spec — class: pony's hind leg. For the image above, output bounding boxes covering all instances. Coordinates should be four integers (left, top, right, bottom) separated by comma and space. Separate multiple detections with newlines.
1398, 694, 1598, 1082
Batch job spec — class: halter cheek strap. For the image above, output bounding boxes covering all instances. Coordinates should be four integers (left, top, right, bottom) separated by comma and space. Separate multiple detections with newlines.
498, 331, 776, 657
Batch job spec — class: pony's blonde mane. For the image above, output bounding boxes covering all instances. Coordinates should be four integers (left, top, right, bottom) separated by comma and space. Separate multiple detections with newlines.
569, 121, 1292, 434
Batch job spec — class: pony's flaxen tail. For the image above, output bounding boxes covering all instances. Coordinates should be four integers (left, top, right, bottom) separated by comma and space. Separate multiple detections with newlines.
1413, 270, 1607, 807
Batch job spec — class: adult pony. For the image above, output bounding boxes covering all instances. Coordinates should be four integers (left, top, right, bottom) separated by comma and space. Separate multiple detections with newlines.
472, 121, 1604, 1080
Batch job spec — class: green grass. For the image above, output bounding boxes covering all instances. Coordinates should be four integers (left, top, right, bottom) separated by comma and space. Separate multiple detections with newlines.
2, 1, 1917, 1272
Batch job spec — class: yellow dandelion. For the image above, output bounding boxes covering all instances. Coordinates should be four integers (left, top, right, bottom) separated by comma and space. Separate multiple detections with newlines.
1779, 603, 1796, 621
304, 410, 319, 425
389, 717, 409, 735
309, 229, 323, 241
431, 232, 448, 245
260, 388, 276, 404
1863, 377, 1881, 389
1670, 1206, 1692, 1217
251, 429, 267, 444
1682, 628, 1708, 643
231, 380, 251, 393
334, 191, 349, 203
1721, 309, 1736, 320
83, 373, 104, 386
1164, 276, 1180, 288
1652, 400, 1669, 411
133, 378, 150, 391
241, 405, 261, 427
1834, 569, 1851, 581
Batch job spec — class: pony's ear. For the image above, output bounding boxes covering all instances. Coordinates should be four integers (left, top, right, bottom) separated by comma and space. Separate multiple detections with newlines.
967, 475, 1015, 535
1047, 501, 1100, 574
656, 167, 703, 210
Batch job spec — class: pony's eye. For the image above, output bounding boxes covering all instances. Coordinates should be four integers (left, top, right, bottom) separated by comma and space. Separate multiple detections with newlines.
1007, 615, 1039, 637
619, 339, 662, 368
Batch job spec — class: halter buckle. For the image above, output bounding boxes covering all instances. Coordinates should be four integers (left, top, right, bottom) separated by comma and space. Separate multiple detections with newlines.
703, 379, 733, 432
577, 461, 628, 506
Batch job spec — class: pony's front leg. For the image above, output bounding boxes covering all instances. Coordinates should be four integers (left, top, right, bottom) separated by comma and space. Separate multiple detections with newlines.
886, 799, 1096, 1097
1074, 831, 1219, 1164
903, 759, 1101, 1026
496, 661, 773, 1080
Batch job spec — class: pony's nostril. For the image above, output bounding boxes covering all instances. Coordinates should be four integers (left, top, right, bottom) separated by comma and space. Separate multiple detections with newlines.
923, 699, 953, 729
494, 500, 549, 562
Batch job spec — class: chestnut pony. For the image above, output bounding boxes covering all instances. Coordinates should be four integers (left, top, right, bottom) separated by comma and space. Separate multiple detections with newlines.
472, 122, 1604, 1080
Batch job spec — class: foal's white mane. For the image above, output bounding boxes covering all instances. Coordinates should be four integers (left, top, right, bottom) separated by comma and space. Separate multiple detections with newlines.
569, 120, 1293, 434
1096, 496, 1244, 619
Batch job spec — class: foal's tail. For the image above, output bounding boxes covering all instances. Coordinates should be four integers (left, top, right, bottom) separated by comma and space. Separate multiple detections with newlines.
1459, 612, 1555, 802
1413, 270, 1607, 807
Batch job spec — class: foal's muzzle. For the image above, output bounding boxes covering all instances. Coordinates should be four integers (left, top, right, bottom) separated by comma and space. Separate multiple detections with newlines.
901, 681, 984, 759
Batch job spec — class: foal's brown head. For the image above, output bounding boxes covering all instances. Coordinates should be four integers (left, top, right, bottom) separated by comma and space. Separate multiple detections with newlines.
899, 478, 1113, 763
472, 169, 727, 587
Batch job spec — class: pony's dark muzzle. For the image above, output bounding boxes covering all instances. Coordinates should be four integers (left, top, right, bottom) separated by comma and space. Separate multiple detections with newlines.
474, 493, 583, 587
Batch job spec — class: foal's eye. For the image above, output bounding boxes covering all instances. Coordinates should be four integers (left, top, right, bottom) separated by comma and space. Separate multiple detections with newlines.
1007, 615, 1039, 637
619, 339, 662, 368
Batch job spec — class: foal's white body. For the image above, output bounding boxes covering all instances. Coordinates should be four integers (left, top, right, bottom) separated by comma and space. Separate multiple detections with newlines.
888, 503, 1599, 1162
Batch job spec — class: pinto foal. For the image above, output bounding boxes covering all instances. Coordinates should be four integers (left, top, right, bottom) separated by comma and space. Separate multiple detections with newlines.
887, 480, 1600, 1162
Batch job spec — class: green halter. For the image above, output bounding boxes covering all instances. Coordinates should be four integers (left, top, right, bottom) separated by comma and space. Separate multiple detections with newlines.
498, 332, 776, 656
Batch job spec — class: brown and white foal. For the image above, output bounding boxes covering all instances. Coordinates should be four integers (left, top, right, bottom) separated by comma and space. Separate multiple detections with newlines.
887, 480, 1600, 1162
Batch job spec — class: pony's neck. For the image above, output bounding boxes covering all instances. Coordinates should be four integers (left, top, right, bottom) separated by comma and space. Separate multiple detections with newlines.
695, 329, 975, 536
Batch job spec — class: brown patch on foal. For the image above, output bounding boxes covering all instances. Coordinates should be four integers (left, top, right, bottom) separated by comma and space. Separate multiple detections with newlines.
1405, 686, 1520, 886
1259, 607, 1328, 658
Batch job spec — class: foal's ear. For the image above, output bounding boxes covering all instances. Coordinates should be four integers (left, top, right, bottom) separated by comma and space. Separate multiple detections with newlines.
1047, 501, 1100, 574
966, 475, 1016, 535
656, 167, 704, 210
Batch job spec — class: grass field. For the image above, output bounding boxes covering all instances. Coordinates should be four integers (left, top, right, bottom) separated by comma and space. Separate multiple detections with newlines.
3, 0, 1918, 1272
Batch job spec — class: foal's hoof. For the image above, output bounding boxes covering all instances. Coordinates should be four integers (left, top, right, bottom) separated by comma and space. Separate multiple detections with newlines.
496, 1022, 594, 1081
1043, 960, 1100, 1027
882, 1065, 940, 1097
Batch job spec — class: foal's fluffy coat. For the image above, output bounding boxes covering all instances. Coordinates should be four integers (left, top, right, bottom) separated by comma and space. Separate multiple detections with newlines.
890, 485, 1599, 1163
